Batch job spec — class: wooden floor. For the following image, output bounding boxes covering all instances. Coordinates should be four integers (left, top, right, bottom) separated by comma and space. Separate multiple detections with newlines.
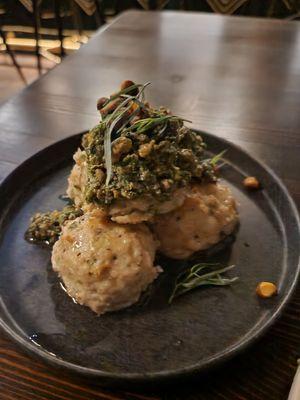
0, 53, 55, 105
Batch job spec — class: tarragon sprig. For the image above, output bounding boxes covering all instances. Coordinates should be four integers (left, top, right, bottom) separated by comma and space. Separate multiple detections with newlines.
169, 263, 238, 304
103, 83, 144, 106
123, 115, 189, 135
207, 150, 227, 167
103, 82, 151, 186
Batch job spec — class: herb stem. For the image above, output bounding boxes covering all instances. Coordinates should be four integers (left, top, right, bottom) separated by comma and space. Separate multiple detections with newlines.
103, 83, 154, 186
169, 263, 238, 304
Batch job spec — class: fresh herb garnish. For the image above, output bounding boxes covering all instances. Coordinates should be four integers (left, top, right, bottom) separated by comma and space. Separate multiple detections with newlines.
103, 83, 151, 186
82, 81, 219, 205
104, 97, 134, 186
169, 263, 238, 303
126, 115, 176, 134
208, 149, 227, 167
104, 83, 144, 105
124, 115, 191, 135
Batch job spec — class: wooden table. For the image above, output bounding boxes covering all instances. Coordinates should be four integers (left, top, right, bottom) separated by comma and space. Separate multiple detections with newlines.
0, 10, 300, 400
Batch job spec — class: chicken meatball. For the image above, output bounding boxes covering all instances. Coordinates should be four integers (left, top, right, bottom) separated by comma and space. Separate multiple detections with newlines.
67, 148, 88, 207
108, 187, 188, 224
152, 183, 239, 259
52, 209, 160, 314
67, 148, 188, 223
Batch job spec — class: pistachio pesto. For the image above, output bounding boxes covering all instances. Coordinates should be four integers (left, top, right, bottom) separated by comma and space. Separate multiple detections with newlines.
26, 205, 83, 246
82, 89, 217, 206
25, 81, 219, 245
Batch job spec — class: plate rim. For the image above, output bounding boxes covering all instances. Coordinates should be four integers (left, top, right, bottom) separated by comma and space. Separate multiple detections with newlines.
0, 130, 299, 384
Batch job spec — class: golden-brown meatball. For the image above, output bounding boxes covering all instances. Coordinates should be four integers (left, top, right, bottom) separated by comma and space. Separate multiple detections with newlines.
52, 209, 160, 314
152, 183, 239, 259
67, 148, 188, 223
67, 148, 88, 207
108, 187, 188, 224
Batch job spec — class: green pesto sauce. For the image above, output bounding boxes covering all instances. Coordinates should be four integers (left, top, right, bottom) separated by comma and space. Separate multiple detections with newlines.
25, 205, 83, 246
82, 116, 217, 206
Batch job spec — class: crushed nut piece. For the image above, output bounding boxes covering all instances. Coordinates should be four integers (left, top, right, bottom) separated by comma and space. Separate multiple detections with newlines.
138, 140, 155, 158
112, 137, 132, 162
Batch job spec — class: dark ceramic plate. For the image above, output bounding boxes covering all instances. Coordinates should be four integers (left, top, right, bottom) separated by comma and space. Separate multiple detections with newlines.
0, 131, 299, 387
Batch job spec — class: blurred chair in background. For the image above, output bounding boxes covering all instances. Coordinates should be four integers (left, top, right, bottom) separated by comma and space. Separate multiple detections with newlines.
0, 27, 27, 83
0, 0, 106, 78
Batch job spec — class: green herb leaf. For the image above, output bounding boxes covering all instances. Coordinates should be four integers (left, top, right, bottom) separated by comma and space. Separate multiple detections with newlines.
127, 115, 179, 134
209, 150, 227, 167
104, 83, 143, 105
103, 83, 152, 186
104, 99, 133, 186
168, 263, 238, 304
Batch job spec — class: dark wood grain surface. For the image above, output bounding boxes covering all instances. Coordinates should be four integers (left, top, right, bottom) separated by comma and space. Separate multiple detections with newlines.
0, 10, 300, 399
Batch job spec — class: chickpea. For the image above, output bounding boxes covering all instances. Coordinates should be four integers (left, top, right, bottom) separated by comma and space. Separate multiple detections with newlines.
96, 97, 108, 111
243, 176, 260, 190
100, 98, 123, 117
256, 282, 277, 298
120, 80, 139, 95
